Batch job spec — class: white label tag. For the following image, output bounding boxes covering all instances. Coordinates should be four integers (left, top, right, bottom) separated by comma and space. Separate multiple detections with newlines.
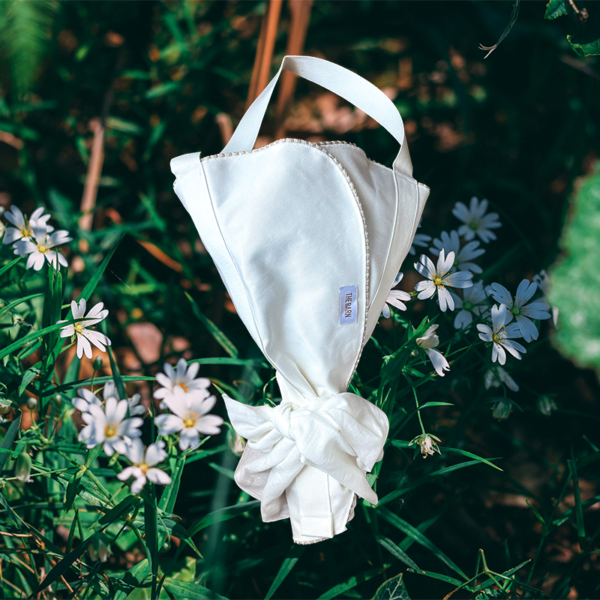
339, 285, 357, 325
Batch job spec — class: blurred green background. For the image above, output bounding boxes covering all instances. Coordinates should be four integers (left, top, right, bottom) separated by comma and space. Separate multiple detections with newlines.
1, 1, 599, 598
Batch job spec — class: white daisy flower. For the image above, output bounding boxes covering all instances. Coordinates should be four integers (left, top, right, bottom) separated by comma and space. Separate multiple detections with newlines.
477, 304, 526, 365
78, 397, 143, 456
414, 250, 473, 312
453, 281, 490, 329
74, 381, 146, 418
58, 299, 111, 360
452, 197, 501, 243
484, 366, 519, 392
127, 393, 146, 417
73, 387, 103, 414
489, 279, 551, 342
430, 230, 485, 274
381, 272, 411, 318
2, 206, 53, 245
155, 388, 223, 451
117, 439, 172, 495
13, 226, 71, 270
416, 324, 450, 377
154, 358, 211, 410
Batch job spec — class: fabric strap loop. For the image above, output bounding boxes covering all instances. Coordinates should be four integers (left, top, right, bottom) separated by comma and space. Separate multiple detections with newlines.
223, 55, 409, 174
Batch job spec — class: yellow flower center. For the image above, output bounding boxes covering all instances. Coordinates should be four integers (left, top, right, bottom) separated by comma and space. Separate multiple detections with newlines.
74, 322, 84, 334
463, 300, 473, 310
20, 225, 32, 237
38, 244, 48, 254
492, 333, 502, 344
139, 463, 149, 475
433, 276, 443, 287
105, 424, 118, 438
511, 306, 521, 316
182, 412, 198, 428
177, 383, 188, 392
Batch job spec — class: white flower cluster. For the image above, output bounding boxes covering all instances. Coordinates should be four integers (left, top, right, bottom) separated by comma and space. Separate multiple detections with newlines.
154, 358, 224, 451
380, 196, 553, 390
1, 206, 71, 270
73, 358, 223, 494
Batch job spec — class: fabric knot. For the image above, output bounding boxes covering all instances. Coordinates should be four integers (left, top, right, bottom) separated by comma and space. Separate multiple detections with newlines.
271, 401, 295, 440
223, 390, 390, 521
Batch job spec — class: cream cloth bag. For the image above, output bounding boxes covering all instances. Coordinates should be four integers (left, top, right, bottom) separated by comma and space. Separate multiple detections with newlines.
171, 56, 429, 544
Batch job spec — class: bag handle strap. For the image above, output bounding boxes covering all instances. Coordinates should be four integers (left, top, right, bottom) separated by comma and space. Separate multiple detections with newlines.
223, 55, 411, 175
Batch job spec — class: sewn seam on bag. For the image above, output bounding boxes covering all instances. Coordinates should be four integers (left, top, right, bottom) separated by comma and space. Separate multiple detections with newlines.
316, 145, 371, 389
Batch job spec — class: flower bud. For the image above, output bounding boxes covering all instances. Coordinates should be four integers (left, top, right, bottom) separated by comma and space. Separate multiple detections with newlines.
228, 429, 246, 456
52, 394, 63, 409
93, 356, 103, 371
0, 398, 12, 415
537, 396, 557, 417
26, 397, 37, 410
89, 534, 110, 563
15, 453, 32, 482
492, 398, 512, 421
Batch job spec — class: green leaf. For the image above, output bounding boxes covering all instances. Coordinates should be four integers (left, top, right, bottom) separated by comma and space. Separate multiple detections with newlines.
0, 320, 80, 361
74, 235, 124, 305
0, 1, 58, 97
377, 537, 421, 572
163, 578, 227, 599
0, 256, 22, 278
317, 567, 384, 600
144, 494, 159, 599
549, 169, 600, 371
378, 509, 468, 580
544, 0, 568, 20
145, 81, 182, 99
0, 413, 21, 474
113, 558, 150, 600
0, 293, 44, 321
187, 500, 260, 537
265, 545, 304, 600
99, 495, 140, 527
18, 368, 38, 396
185, 291, 239, 358
158, 454, 185, 514
32, 537, 92, 596
568, 33, 600, 57
372, 573, 411, 600
102, 319, 127, 399
406, 569, 463, 587
441, 447, 503, 472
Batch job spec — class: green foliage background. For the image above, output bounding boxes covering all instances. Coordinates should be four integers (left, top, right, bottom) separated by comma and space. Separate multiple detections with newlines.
0, 2, 600, 599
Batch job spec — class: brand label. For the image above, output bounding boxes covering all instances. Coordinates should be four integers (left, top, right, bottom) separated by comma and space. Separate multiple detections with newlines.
339, 285, 358, 325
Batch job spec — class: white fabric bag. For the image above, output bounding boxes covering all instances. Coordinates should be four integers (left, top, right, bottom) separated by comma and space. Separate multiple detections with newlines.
171, 55, 430, 544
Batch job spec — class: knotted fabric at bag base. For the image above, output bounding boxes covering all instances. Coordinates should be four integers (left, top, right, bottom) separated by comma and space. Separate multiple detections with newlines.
171, 55, 430, 544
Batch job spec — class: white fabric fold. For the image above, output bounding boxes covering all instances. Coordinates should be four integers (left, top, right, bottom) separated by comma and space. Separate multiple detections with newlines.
223, 388, 388, 541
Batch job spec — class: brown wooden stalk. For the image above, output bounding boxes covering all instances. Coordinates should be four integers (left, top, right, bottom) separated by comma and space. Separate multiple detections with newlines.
275, 0, 313, 139
246, 0, 283, 110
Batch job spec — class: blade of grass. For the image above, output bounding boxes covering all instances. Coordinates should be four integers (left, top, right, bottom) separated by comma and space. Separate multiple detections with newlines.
185, 291, 238, 358
265, 544, 304, 600
379, 508, 468, 580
